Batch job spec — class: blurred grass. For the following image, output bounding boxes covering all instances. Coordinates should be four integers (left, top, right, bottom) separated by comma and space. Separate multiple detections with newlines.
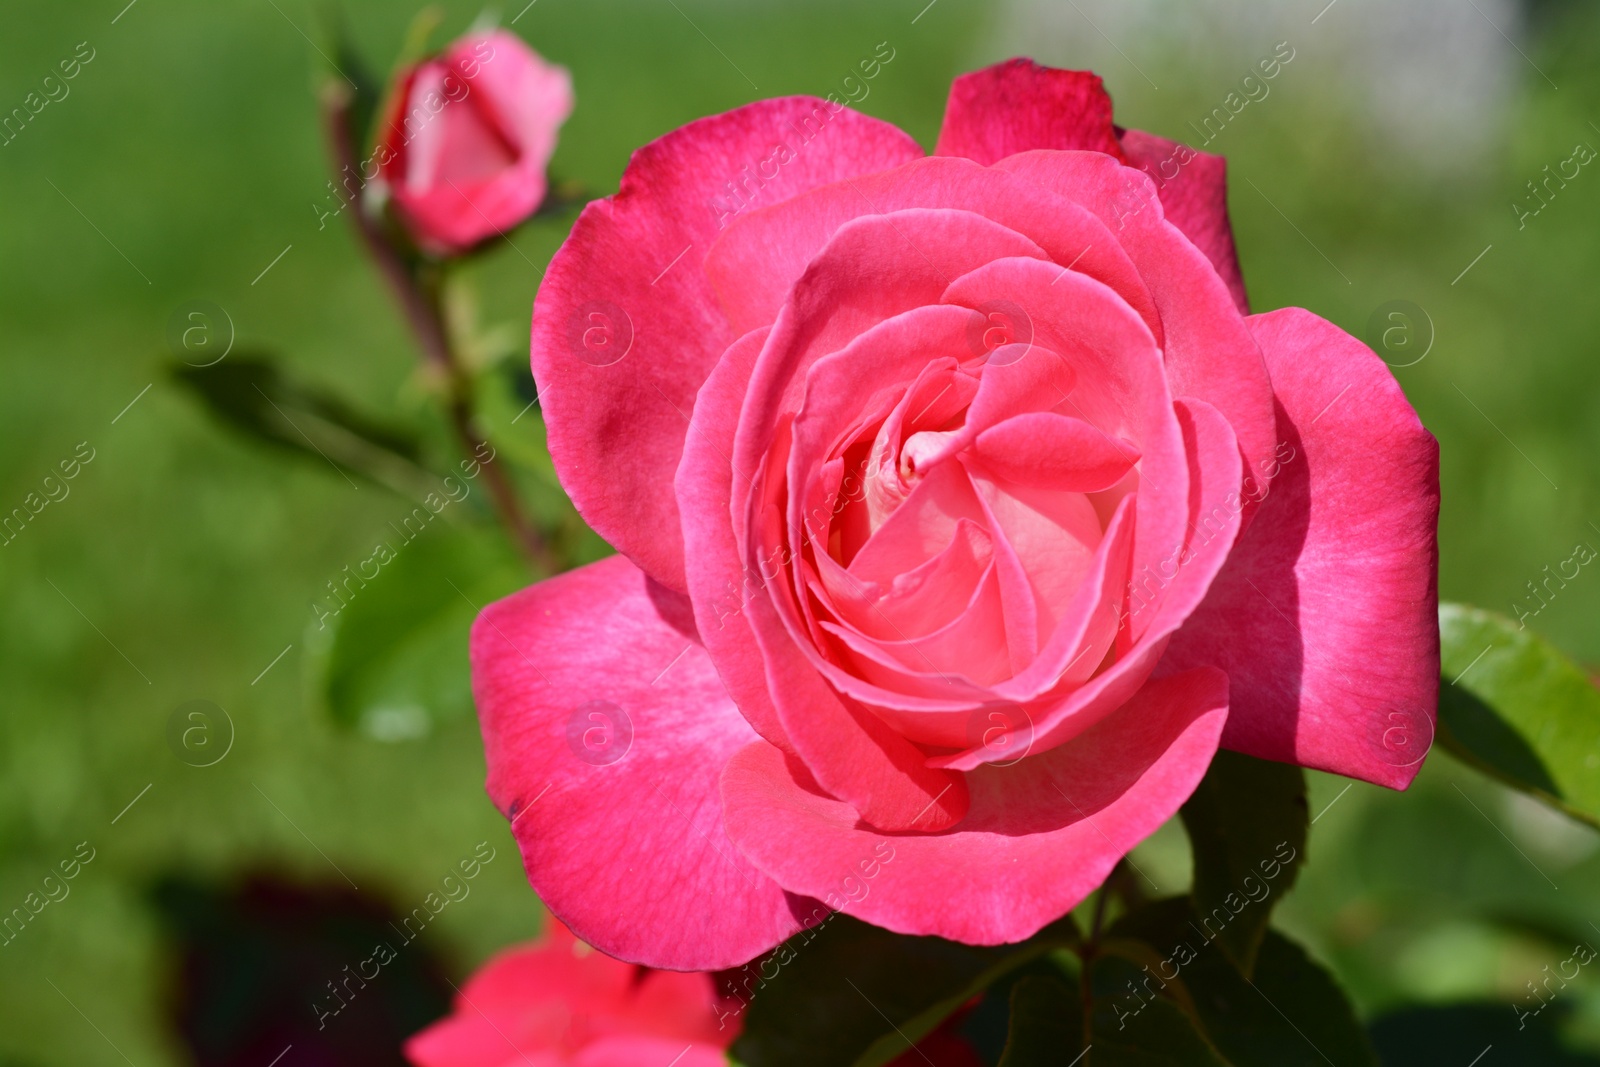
1, 0, 1598, 1061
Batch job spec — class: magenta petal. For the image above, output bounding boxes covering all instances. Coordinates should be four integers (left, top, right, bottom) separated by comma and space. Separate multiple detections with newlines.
532, 99, 922, 591
677, 326, 795, 753
934, 59, 1124, 165
995, 151, 1278, 504
722, 668, 1228, 945
1162, 308, 1441, 789
472, 556, 804, 969
1117, 128, 1249, 314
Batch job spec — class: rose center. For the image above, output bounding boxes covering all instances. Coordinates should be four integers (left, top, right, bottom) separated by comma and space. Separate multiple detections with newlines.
898, 429, 961, 481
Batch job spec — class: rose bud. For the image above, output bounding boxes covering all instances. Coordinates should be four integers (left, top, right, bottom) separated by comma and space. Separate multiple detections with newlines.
376, 29, 572, 254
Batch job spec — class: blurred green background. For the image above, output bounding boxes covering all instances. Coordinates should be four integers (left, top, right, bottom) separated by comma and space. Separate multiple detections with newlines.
2, 0, 1598, 1062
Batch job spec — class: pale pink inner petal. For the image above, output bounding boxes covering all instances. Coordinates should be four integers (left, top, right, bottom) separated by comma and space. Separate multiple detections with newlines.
405, 65, 517, 191
823, 563, 1012, 687
814, 517, 992, 640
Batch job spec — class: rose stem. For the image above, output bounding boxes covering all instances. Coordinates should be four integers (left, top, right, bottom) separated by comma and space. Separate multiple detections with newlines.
321, 83, 557, 574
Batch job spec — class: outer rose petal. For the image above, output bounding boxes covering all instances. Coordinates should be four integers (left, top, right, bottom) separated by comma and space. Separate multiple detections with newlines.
933, 59, 1249, 312
1117, 127, 1249, 313
453, 31, 573, 168
472, 556, 805, 969
677, 326, 792, 752
722, 669, 1228, 944
1161, 308, 1441, 789
934, 59, 1124, 164
531, 98, 923, 591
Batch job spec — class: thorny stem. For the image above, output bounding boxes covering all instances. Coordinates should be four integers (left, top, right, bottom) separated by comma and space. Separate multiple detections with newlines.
321, 83, 557, 574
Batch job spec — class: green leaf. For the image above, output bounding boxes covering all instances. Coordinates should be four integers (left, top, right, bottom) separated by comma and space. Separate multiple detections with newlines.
1179, 751, 1308, 974
311, 526, 528, 735
1108, 899, 1378, 1067
1087, 954, 1229, 1066
171, 353, 440, 498
1439, 602, 1600, 829
1371, 1002, 1600, 1065
728, 913, 1077, 1067
997, 975, 1082, 1067
318, 10, 383, 159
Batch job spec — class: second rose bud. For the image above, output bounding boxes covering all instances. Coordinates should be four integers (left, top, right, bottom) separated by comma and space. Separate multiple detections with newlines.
375, 29, 573, 254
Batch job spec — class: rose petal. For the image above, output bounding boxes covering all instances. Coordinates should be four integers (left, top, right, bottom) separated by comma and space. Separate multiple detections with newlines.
533, 98, 922, 590
939, 256, 1189, 635
677, 326, 797, 753
934, 59, 1124, 165
935, 396, 1243, 768
705, 155, 1159, 342
404, 921, 730, 1067
971, 411, 1140, 493
1161, 308, 1440, 789
1117, 128, 1248, 313
995, 151, 1278, 505
722, 668, 1228, 945
450, 31, 573, 168
473, 555, 804, 969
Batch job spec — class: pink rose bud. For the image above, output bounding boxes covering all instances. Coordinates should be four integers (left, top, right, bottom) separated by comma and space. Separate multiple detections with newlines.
377, 29, 572, 254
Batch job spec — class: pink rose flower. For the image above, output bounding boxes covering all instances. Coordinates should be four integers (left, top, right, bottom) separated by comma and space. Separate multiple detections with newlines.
377, 30, 572, 253
474, 59, 1439, 969
404, 921, 983, 1066
405, 920, 734, 1067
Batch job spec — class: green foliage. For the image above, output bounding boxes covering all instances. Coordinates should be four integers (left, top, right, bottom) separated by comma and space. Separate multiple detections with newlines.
1180, 752, 1307, 974
1104, 899, 1378, 1067
1085, 954, 1230, 1066
729, 913, 1077, 1067
1439, 603, 1600, 829
997, 975, 1084, 1066
170, 352, 437, 497
313, 526, 529, 735
1371, 1002, 1600, 1065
